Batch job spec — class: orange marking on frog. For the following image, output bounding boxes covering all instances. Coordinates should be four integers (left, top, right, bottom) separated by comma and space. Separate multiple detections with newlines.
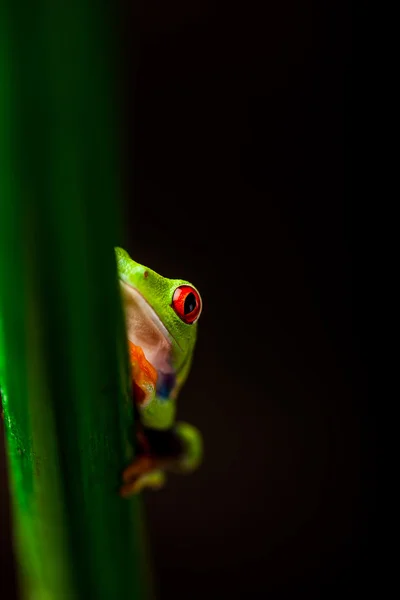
128, 341, 158, 406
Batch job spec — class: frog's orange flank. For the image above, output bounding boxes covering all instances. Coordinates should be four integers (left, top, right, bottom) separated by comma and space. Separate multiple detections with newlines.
128, 341, 158, 406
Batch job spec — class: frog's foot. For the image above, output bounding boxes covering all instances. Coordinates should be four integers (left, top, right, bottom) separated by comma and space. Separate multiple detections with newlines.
120, 455, 170, 498
119, 423, 203, 497
120, 469, 166, 498
122, 455, 170, 482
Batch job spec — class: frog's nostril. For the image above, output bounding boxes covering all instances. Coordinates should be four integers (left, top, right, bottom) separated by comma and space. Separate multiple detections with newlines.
143, 270, 149, 279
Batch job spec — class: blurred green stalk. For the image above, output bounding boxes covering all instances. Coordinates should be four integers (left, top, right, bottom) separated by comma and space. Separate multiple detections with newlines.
0, 2, 146, 599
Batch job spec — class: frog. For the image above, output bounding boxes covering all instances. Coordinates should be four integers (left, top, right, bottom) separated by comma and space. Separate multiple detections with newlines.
115, 247, 203, 497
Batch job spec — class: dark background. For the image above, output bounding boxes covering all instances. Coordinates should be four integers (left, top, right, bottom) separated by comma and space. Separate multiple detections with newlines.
1, 2, 373, 599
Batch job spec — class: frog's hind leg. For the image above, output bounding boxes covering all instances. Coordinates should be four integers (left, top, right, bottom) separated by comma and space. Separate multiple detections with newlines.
119, 422, 202, 498
120, 469, 166, 498
120, 453, 169, 497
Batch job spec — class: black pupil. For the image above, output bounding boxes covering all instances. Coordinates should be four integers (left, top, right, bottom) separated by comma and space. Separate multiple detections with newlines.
184, 292, 197, 315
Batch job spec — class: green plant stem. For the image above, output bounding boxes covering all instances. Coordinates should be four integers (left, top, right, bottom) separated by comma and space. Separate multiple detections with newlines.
0, 2, 146, 599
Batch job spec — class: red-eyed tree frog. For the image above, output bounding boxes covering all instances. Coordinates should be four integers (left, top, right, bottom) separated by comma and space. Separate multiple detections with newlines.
115, 247, 203, 496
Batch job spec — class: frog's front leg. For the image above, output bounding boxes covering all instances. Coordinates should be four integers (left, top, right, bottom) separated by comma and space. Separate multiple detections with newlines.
170, 421, 203, 473
120, 422, 202, 498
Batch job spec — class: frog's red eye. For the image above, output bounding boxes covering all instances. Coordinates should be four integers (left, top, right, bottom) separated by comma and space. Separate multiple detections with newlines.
172, 285, 202, 324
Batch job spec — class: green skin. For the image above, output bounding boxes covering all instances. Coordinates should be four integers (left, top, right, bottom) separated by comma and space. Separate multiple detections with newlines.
115, 248, 202, 495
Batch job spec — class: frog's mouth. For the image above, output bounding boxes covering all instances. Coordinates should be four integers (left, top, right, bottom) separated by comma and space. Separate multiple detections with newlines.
119, 280, 174, 375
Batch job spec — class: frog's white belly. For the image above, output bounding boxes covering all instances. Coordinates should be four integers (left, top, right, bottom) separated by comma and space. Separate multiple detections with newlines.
120, 280, 173, 374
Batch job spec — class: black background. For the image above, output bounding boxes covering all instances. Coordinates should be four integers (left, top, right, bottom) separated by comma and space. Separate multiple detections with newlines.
1, 2, 372, 599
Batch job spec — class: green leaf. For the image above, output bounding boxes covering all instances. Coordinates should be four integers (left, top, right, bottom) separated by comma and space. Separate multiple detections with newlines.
0, 2, 148, 599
